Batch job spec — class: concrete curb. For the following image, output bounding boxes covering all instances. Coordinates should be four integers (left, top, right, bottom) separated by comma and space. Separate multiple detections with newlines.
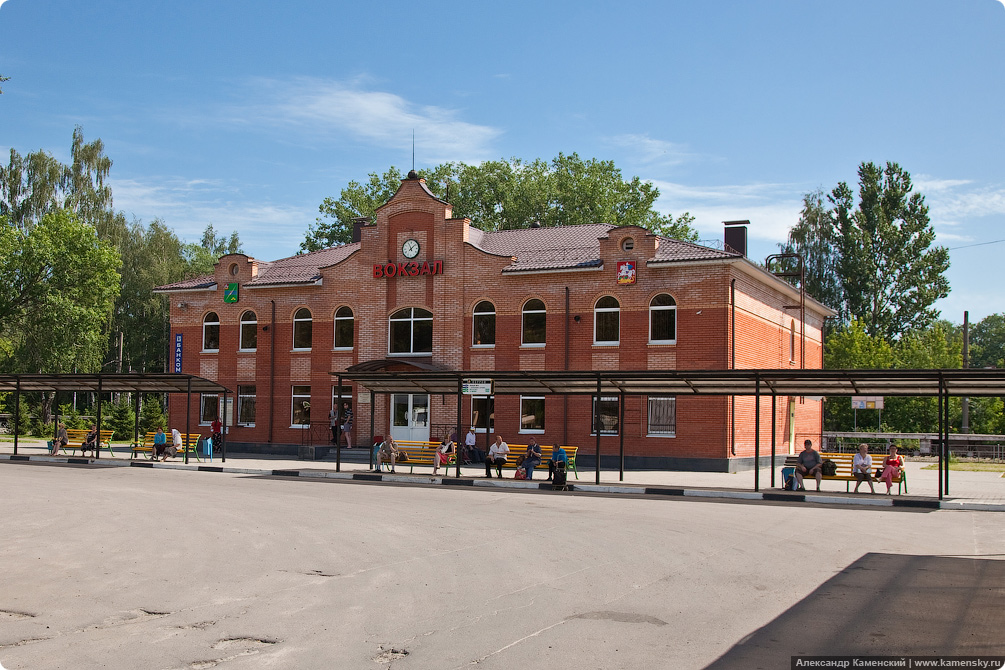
2, 453, 1002, 512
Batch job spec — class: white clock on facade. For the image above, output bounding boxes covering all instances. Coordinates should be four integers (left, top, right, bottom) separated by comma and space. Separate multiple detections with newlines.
402, 239, 420, 259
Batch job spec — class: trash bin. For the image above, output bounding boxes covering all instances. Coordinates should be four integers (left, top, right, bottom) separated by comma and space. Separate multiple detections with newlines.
781, 466, 795, 490
201, 436, 213, 461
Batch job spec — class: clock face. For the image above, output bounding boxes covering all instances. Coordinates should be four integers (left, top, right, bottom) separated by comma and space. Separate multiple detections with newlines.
402, 239, 420, 259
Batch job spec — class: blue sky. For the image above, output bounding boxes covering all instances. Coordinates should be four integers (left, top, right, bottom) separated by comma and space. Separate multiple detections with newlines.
2, 0, 1004, 321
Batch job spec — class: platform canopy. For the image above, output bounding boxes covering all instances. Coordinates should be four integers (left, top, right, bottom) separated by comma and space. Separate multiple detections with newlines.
335, 368, 1005, 398
0, 373, 230, 395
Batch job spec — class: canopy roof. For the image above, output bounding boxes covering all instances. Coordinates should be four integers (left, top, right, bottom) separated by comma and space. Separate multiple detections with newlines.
0, 373, 231, 395
335, 368, 1005, 398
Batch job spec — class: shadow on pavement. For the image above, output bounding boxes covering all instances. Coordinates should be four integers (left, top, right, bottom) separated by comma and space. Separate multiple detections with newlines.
704, 553, 1005, 668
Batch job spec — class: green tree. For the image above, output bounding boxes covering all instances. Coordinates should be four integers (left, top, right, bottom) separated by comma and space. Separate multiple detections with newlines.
301, 154, 697, 252
970, 313, 1005, 369
776, 189, 842, 313
0, 74, 9, 94
183, 223, 243, 275
139, 396, 167, 435
830, 162, 950, 340
0, 210, 121, 421
823, 320, 894, 431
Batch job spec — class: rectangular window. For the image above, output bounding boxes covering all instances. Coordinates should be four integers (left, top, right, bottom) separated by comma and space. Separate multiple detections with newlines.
238, 385, 256, 426
292, 386, 311, 428
520, 396, 545, 432
647, 396, 676, 436
200, 394, 219, 424
240, 321, 257, 350
470, 396, 494, 433
591, 396, 620, 435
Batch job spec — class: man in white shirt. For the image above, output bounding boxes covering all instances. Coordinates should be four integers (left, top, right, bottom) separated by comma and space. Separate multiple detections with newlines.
464, 427, 478, 464
165, 428, 182, 461
485, 435, 509, 478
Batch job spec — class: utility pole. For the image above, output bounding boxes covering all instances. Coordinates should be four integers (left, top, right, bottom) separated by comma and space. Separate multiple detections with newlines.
962, 311, 969, 434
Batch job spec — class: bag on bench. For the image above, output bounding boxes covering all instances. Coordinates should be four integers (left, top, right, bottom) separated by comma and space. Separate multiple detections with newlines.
821, 459, 837, 477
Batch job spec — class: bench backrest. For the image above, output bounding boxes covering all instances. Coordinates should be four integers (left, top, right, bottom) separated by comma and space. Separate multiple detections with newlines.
65, 429, 114, 442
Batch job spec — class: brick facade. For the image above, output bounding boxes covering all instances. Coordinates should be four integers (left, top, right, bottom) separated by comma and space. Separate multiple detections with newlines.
160, 175, 833, 471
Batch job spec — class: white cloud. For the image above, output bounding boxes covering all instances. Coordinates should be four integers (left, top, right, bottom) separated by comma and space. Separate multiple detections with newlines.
607, 134, 700, 168
228, 77, 501, 164
650, 179, 804, 242
111, 176, 311, 259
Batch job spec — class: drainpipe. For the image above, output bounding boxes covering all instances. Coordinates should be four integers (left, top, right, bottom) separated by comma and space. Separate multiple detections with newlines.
269, 299, 276, 445
564, 287, 570, 446
730, 278, 736, 456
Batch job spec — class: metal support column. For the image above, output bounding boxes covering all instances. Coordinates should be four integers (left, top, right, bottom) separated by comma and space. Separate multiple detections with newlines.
754, 374, 760, 492
770, 393, 776, 488
184, 376, 191, 464
13, 378, 20, 455
335, 375, 342, 473
619, 390, 625, 482
221, 389, 228, 462
96, 376, 104, 460
595, 375, 602, 486
133, 391, 141, 456
455, 379, 463, 478
937, 377, 943, 500
369, 390, 376, 471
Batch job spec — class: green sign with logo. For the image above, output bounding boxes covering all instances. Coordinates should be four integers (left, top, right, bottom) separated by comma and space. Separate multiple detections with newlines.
224, 282, 239, 303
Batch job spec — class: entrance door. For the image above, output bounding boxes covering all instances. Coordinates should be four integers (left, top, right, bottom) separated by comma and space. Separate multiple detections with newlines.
391, 394, 430, 442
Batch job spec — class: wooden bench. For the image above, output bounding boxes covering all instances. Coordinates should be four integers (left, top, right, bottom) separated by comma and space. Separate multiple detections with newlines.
131, 431, 204, 461
782, 452, 906, 494
63, 429, 115, 457
372, 440, 579, 479
378, 440, 455, 474
491, 444, 580, 479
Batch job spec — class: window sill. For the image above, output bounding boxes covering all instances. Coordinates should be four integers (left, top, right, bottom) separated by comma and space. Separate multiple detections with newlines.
238, 423, 255, 428
201, 349, 220, 354
592, 342, 620, 347
237, 348, 257, 353
648, 340, 677, 346
519, 343, 546, 349
471, 344, 496, 349
290, 425, 310, 429
387, 352, 432, 357
646, 433, 677, 438
291, 348, 312, 353
332, 347, 353, 352
519, 429, 545, 434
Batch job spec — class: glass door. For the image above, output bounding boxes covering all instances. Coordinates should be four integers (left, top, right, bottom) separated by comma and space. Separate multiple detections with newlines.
391, 394, 430, 442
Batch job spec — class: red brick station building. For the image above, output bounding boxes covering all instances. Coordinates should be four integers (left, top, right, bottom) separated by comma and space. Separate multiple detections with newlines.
156, 172, 834, 471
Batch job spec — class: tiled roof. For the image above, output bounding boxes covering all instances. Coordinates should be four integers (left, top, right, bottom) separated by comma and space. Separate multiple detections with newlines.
154, 244, 360, 292
249, 244, 359, 286
156, 228, 739, 291
474, 224, 612, 272
650, 238, 740, 263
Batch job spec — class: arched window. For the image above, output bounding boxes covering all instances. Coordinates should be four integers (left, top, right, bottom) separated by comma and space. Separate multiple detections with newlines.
203, 312, 220, 351
239, 311, 257, 351
334, 306, 354, 350
293, 308, 313, 350
594, 296, 620, 345
522, 299, 546, 346
472, 301, 496, 346
649, 294, 677, 343
389, 307, 432, 355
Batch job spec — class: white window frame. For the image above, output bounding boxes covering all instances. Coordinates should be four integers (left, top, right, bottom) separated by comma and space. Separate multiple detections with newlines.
202, 312, 220, 352
647, 396, 677, 437
591, 395, 620, 436
519, 395, 545, 433
239, 310, 257, 351
649, 294, 677, 344
334, 306, 354, 351
594, 296, 620, 345
521, 299, 546, 347
292, 308, 313, 351
291, 385, 311, 428
472, 300, 496, 348
237, 385, 256, 427
388, 307, 433, 356
199, 393, 219, 425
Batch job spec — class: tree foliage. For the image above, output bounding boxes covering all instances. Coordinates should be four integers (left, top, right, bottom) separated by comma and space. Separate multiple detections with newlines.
780, 162, 949, 341
301, 154, 696, 252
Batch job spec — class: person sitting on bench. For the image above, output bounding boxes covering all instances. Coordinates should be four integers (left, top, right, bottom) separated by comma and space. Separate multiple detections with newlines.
547, 444, 568, 481
375, 437, 399, 473
794, 439, 822, 491
81, 424, 99, 457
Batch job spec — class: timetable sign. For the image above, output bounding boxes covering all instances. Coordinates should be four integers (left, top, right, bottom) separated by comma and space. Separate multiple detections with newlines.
462, 379, 493, 395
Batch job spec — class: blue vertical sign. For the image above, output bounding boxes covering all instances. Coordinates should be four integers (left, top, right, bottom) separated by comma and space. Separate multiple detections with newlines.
174, 333, 183, 373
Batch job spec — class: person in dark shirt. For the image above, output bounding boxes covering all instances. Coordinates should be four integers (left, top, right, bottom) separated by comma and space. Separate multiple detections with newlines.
795, 439, 822, 491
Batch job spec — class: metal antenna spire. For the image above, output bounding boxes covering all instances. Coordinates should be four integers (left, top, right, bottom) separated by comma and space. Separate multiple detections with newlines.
412, 129, 415, 171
